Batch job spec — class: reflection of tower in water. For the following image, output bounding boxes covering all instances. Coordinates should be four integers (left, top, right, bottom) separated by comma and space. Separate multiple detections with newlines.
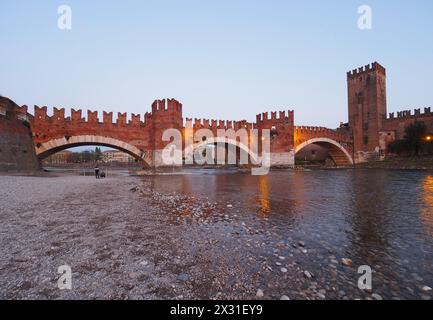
422, 176, 433, 237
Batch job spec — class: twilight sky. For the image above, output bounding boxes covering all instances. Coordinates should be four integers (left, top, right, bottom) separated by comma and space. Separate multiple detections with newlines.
1, 0, 433, 128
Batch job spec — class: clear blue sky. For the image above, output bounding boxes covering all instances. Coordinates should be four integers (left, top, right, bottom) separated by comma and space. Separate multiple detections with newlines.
1, 0, 432, 128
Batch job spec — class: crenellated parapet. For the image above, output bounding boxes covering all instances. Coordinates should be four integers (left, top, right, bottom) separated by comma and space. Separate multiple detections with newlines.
151, 98, 182, 113
103, 111, 113, 125
53, 108, 65, 122
347, 61, 386, 79
71, 109, 84, 122
31, 106, 150, 127
386, 107, 432, 120
255, 110, 294, 127
254, 109, 295, 153
182, 108, 296, 155
382, 107, 433, 141
295, 126, 352, 144
29, 104, 157, 158
116, 112, 127, 126
130, 113, 142, 127
34, 106, 48, 120
186, 117, 254, 131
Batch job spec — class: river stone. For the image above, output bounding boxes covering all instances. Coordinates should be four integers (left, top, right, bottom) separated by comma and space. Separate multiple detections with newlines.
256, 289, 264, 298
411, 273, 423, 281
280, 295, 290, 300
317, 292, 326, 299
130, 186, 139, 192
177, 274, 190, 282
303, 270, 313, 279
372, 293, 383, 300
341, 258, 353, 266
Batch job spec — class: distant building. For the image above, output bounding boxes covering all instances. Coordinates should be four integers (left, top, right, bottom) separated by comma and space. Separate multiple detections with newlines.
102, 150, 135, 163
42, 150, 72, 165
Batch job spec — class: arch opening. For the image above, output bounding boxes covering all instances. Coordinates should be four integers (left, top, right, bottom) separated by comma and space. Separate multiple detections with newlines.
36, 135, 151, 168
185, 137, 259, 167
295, 138, 353, 166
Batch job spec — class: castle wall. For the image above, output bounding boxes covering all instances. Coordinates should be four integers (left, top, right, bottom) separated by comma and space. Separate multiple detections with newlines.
382, 107, 433, 139
0, 97, 40, 172
377, 107, 433, 153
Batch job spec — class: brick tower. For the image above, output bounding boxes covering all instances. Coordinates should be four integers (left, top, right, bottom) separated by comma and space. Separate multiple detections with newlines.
347, 62, 387, 162
150, 98, 183, 167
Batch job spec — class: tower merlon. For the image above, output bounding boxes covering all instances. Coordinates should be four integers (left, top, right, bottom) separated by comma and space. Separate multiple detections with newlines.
347, 61, 386, 79
87, 110, 98, 123
103, 111, 113, 124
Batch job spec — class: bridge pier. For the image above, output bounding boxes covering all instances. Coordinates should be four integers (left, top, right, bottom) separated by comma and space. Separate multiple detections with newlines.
270, 151, 295, 168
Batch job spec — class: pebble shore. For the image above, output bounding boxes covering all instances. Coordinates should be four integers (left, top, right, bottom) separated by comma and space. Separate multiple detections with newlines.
0, 174, 431, 300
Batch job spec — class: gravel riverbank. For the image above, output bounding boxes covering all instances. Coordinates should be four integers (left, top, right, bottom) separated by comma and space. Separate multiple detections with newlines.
0, 173, 431, 300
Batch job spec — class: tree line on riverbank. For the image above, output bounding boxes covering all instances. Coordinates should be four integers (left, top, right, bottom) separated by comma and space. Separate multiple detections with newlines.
69, 147, 103, 163
388, 121, 433, 156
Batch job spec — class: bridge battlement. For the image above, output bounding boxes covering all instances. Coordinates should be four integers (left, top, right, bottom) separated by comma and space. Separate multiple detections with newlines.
32, 98, 184, 128
33, 106, 152, 127
294, 126, 352, 143
185, 109, 295, 133
185, 118, 254, 130
255, 110, 294, 125
31, 104, 295, 134
386, 107, 432, 120
151, 98, 182, 113
347, 61, 386, 79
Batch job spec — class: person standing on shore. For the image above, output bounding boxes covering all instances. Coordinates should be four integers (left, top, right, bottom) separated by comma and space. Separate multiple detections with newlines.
94, 165, 100, 179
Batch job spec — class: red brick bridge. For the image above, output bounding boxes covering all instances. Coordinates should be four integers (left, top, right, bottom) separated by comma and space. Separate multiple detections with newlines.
6, 61, 431, 169
17, 98, 354, 168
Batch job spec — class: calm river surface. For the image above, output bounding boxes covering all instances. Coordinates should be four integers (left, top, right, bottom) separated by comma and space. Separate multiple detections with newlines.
144, 168, 433, 299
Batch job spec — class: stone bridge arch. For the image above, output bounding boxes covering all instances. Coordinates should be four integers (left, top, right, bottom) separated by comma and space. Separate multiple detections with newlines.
36, 135, 152, 167
295, 137, 353, 166
185, 137, 260, 165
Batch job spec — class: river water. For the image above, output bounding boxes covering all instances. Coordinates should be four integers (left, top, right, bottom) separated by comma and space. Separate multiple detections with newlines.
144, 168, 433, 299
